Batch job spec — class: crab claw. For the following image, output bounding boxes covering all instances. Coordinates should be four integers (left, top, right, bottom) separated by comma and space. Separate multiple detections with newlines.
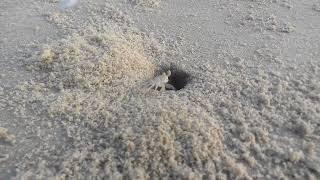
160, 85, 166, 91
166, 70, 171, 77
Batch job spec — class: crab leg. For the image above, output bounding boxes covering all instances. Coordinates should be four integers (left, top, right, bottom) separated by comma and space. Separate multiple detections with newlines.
165, 83, 176, 91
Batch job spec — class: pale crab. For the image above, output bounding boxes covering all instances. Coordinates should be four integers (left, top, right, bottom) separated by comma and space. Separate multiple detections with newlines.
146, 70, 176, 91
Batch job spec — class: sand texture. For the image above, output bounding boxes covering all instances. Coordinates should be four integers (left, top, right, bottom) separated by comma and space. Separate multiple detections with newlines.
0, 0, 320, 179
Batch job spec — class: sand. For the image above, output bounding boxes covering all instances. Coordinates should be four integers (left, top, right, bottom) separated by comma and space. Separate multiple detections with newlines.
0, 0, 319, 179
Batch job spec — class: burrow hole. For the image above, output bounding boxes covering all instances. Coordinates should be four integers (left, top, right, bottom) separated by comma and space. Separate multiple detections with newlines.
156, 65, 191, 91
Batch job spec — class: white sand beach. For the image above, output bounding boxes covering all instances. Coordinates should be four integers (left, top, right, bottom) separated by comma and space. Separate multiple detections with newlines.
0, 0, 319, 179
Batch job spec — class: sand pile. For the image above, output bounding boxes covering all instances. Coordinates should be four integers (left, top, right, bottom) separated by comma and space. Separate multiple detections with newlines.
11, 22, 227, 178
24, 27, 158, 127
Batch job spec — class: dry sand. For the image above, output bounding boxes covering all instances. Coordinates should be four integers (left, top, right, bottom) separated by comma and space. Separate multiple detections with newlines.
0, 0, 320, 179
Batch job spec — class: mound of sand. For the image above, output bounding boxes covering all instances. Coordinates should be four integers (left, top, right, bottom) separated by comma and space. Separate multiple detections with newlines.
4, 16, 227, 178
23, 27, 159, 127
38, 30, 155, 91
13, 26, 227, 179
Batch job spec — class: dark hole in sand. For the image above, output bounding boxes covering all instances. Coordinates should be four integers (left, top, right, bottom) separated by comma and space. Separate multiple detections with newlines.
158, 65, 191, 91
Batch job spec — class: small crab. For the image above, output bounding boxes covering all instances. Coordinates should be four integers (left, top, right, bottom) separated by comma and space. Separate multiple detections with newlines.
146, 70, 176, 91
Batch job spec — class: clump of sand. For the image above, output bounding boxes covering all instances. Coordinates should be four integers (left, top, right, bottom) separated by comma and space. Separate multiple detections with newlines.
0, 127, 15, 144
40, 49, 55, 64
